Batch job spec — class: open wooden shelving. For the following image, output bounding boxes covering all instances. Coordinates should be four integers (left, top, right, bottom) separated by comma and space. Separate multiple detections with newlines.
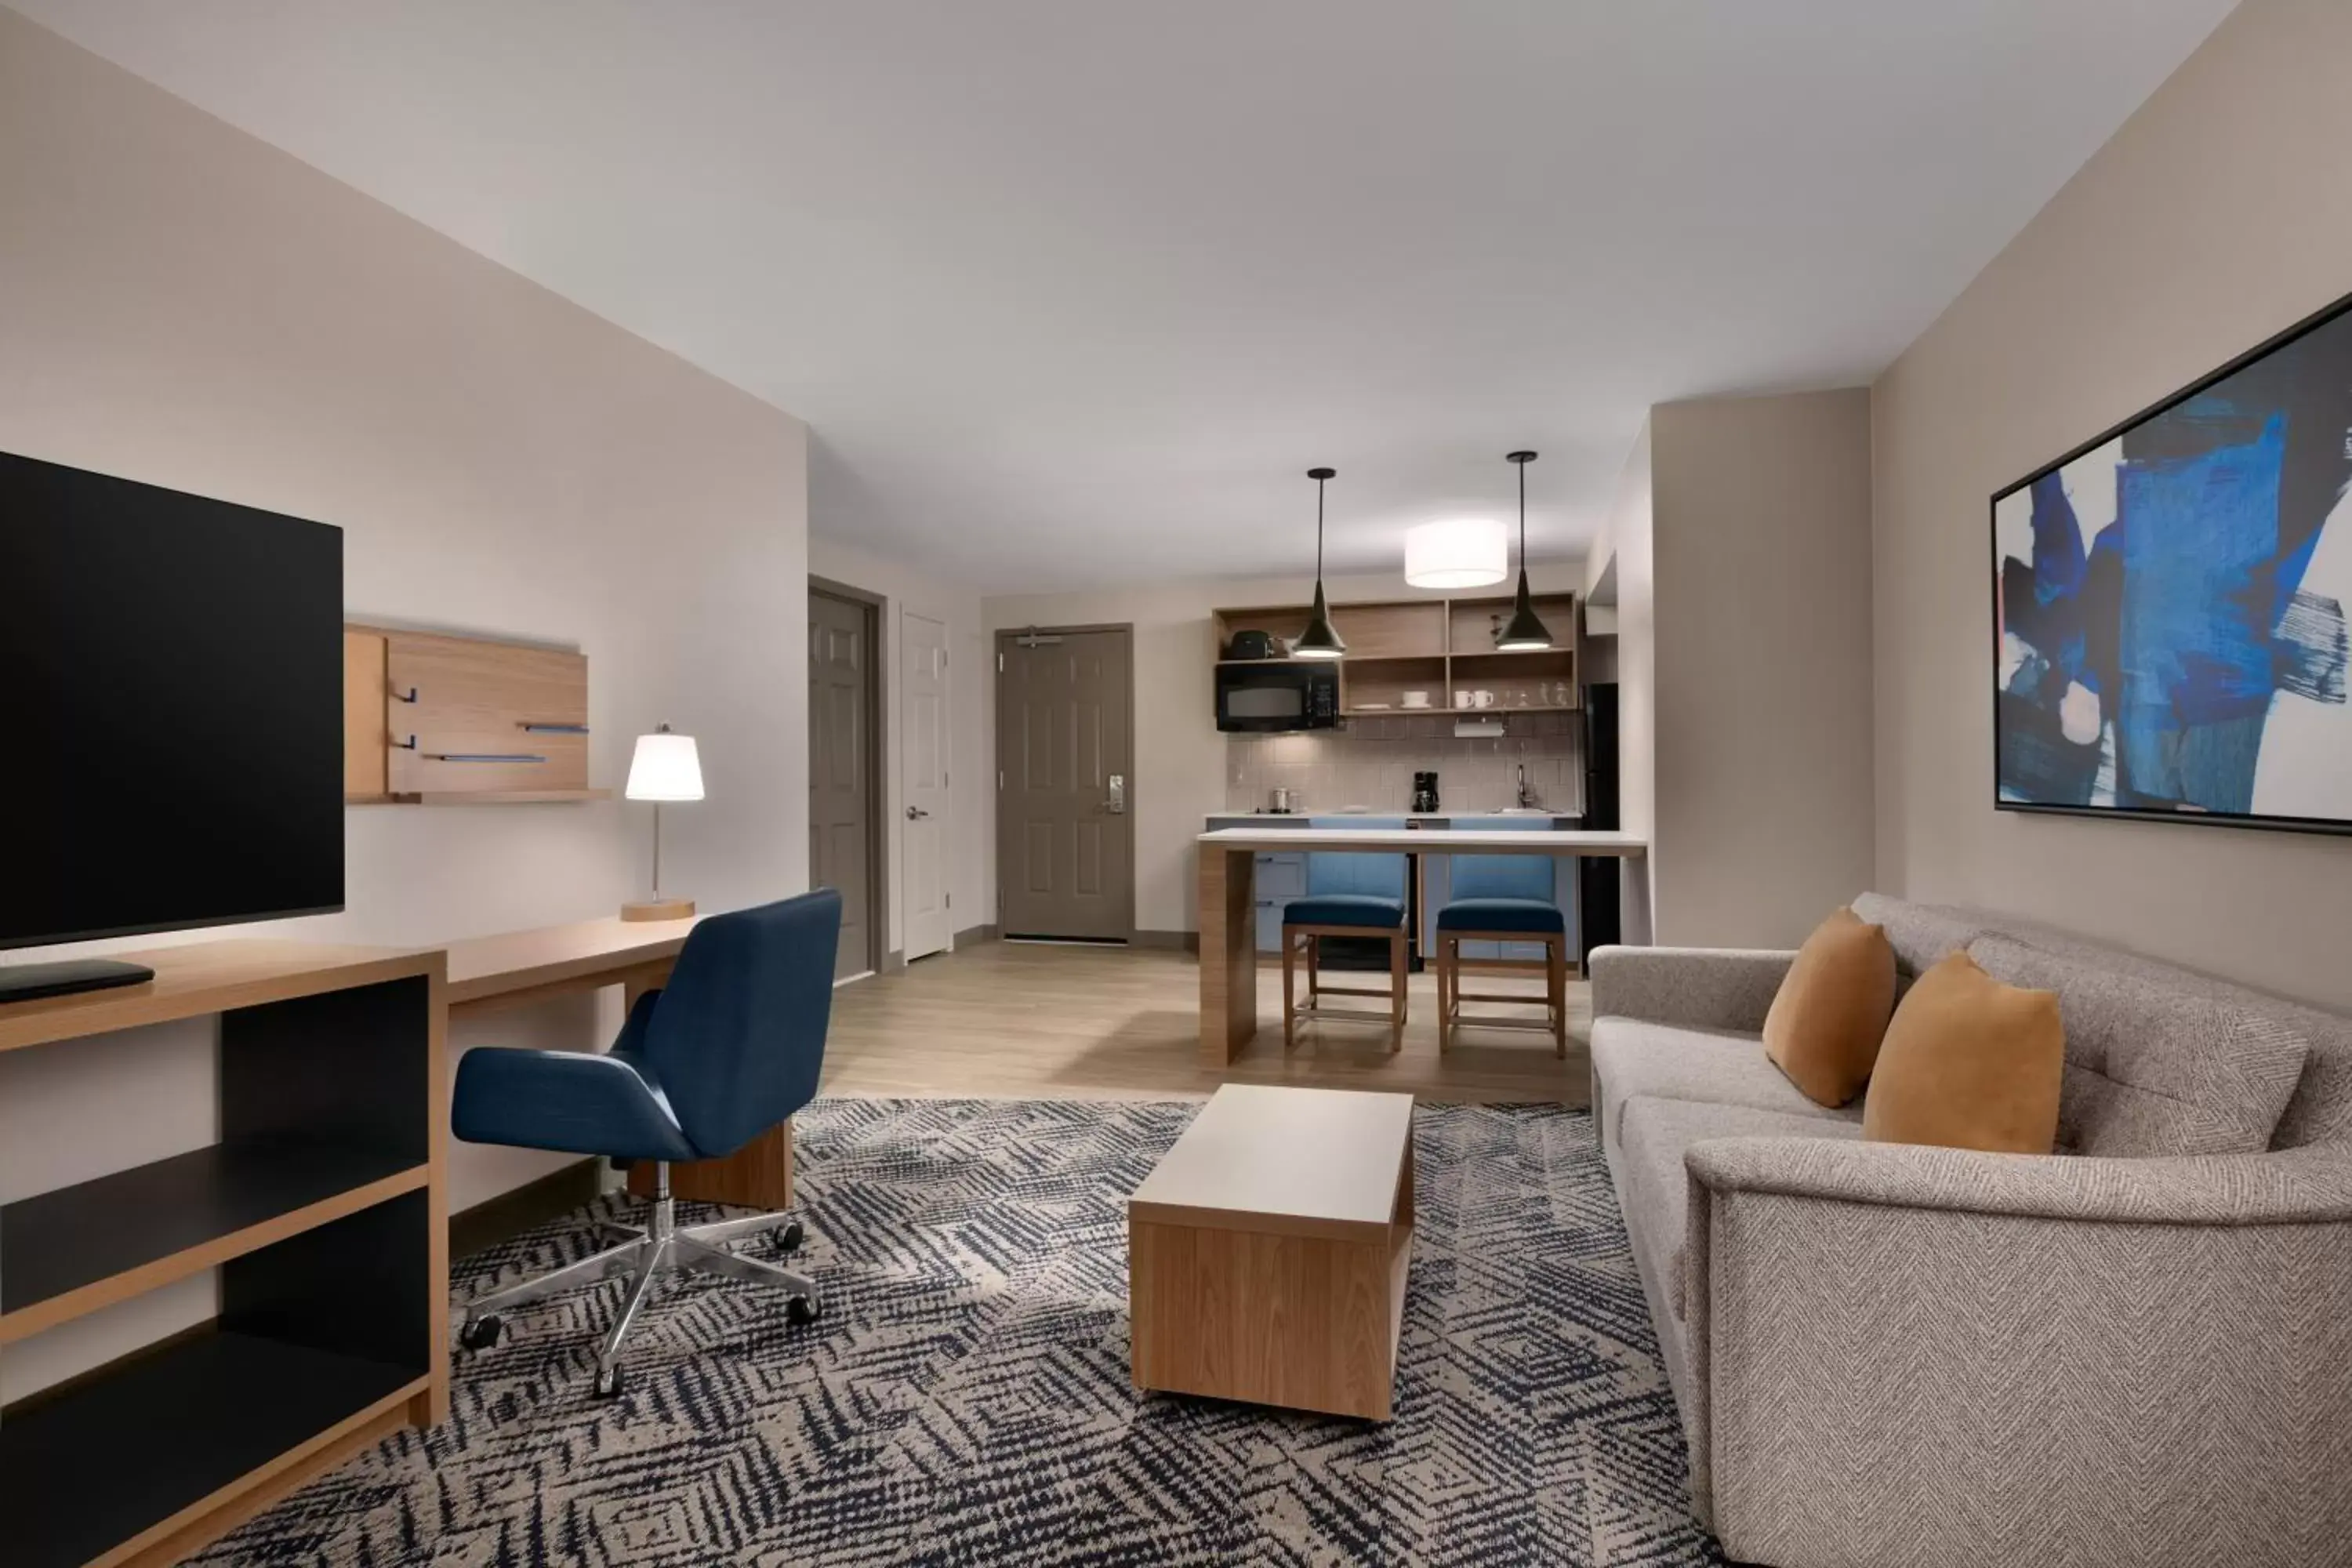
0, 1140, 429, 1345
0, 940, 446, 1568
343, 623, 608, 804
1213, 591, 1579, 717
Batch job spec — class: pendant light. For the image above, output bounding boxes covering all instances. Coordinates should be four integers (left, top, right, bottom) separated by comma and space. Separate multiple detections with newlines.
1292, 466, 1347, 659
1494, 450, 1554, 652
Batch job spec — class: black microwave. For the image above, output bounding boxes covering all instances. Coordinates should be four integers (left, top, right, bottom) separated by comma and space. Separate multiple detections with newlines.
1216, 662, 1340, 732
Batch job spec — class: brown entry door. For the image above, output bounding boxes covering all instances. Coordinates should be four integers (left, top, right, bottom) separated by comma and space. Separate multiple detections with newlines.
809, 589, 877, 979
996, 627, 1134, 940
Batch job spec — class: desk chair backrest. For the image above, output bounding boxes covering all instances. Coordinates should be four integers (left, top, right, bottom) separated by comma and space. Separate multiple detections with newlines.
1446, 818, 1557, 902
640, 887, 843, 1158
1304, 817, 1409, 901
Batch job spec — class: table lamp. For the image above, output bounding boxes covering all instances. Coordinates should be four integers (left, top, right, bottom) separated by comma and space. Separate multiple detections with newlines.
622, 723, 702, 921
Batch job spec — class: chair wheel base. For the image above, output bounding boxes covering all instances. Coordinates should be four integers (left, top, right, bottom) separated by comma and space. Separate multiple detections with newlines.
459, 1314, 503, 1351
786, 1294, 822, 1327
776, 1219, 805, 1254
593, 1363, 626, 1399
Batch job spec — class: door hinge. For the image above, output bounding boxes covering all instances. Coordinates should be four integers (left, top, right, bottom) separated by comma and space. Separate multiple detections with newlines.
997, 652, 1005, 673
946, 892, 952, 909
997, 770, 1005, 789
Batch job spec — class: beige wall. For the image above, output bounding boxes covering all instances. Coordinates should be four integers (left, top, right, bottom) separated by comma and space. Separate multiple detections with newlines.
982, 563, 1586, 935
807, 537, 993, 951
1592, 423, 1657, 938
1871, 0, 2352, 1007
0, 13, 809, 1396
1651, 390, 1876, 946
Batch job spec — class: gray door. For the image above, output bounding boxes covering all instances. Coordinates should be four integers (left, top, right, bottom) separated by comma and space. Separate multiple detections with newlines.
809, 589, 878, 978
996, 627, 1134, 940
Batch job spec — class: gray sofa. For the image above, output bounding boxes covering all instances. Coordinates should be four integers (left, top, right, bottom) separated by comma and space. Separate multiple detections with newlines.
1588, 893, 2352, 1568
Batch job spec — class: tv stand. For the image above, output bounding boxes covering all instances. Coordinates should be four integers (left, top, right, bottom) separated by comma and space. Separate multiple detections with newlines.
0, 956, 156, 1004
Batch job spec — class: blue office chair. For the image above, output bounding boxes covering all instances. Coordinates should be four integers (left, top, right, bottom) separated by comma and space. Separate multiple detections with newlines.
1282, 818, 1410, 1051
1433, 822, 1567, 1056
452, 887, 840, 1397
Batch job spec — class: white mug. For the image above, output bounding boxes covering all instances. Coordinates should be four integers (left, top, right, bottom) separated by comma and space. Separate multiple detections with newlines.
1453, 690, 1472, 708
1472, 689, 1495, 708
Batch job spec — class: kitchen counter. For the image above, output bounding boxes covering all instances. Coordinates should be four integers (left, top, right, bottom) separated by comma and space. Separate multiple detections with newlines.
1199, 826, 1642, 855
1205, 811, 1584, 822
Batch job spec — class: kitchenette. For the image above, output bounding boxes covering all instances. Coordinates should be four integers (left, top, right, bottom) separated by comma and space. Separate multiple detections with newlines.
1195, 586, 1646, 1061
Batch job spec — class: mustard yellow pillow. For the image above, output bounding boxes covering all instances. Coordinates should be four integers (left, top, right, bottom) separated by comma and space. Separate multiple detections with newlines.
1863, 950, 2063, 1154
1762, 907, 1897, 1108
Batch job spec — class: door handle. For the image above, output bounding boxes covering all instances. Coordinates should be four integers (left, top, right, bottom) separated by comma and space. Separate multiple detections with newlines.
1106, 774, 1126, 815
906, 805, 931, 820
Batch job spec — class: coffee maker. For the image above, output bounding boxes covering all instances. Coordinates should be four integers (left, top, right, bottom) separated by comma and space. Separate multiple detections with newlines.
1411, 771, 1440, 813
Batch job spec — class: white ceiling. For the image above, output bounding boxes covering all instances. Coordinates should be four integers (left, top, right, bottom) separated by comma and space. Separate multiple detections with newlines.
13, 1, 2237, 592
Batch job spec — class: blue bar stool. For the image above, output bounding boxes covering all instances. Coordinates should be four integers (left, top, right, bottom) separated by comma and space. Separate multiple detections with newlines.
1283, 817, 1410, 1051
1435, 825, 1567, 1056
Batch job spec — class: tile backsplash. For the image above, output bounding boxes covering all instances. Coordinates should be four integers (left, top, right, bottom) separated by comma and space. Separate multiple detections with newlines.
1226, 712, 1584, 815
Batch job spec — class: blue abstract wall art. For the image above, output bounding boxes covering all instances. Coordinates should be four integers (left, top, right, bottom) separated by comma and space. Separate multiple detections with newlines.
1994, 296, 2352, 832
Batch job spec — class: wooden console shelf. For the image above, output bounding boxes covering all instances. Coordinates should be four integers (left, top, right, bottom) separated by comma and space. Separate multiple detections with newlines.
343, 623, 604, 804
0, 940, 446, 1568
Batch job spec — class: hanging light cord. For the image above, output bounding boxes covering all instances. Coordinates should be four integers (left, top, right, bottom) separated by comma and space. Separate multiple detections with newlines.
1518, 458, 1527, 561
1316, 472, 1327, 580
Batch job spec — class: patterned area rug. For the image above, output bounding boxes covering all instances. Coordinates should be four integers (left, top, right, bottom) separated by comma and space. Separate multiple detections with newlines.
197, 1098, 1723, 1566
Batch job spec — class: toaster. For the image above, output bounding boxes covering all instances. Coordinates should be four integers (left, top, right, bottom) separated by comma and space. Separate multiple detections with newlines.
1225, 629, 1281, 660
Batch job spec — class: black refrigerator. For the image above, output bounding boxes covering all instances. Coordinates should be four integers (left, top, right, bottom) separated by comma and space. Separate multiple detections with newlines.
1577, 684, 1621, 971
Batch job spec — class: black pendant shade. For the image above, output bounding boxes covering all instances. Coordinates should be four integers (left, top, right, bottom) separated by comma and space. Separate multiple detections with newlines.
1294, 466, 1347, 659
1494, 450, 1553, 652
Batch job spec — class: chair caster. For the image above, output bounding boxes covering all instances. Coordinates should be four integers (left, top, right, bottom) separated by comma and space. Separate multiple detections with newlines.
593, 1363, 626, 1400
459, 1314, 503, 1351
786, 1294, 822, 1327
775, 1220, 805, 1255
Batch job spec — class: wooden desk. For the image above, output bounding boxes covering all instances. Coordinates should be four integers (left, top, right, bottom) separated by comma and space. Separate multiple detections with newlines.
441, 916, 793, 1210
1194, 826, 1650, 1066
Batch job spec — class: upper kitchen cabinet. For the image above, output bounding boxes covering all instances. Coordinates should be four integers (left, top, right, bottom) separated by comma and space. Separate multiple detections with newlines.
1210, 593, 1578, 715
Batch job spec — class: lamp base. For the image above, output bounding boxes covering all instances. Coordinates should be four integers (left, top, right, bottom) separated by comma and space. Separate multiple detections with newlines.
621, 898, 696, 923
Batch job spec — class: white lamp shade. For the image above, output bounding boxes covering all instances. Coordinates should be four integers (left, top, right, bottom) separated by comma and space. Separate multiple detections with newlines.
626, 731, 704, 801
1403, 518, 1508, 588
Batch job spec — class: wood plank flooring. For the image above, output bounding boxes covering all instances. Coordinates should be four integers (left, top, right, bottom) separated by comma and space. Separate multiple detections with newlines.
821, 938, 1591, 1106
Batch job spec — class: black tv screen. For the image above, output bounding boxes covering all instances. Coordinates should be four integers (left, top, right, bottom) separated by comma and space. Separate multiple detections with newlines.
0, 452, 345, 948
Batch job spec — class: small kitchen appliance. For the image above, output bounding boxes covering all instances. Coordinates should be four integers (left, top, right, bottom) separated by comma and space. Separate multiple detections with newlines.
1412, 771, 1440, 813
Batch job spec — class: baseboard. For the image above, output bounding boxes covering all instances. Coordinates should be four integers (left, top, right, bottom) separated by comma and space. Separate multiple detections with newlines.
953, 922, 1000, 946
1133, 928, 1201, 954
883, 948, 906, 974
448, 1157, 604, 1261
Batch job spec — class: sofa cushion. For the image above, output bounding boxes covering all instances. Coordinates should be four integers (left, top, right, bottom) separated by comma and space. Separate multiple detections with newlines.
1971, 937, 2310, 1158
1863, 951, 2063, 1155
1986, 914, 2352, 1151
1762, 906, 1896, 1108
1617, 1094, 1866, 1326
1849, 892, 1993, 979
1591, 1018, 1859, 1169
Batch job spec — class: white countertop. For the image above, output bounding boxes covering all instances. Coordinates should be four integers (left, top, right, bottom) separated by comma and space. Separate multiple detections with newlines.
1205, 811, 1582, 822
1199, 826, 1645, 855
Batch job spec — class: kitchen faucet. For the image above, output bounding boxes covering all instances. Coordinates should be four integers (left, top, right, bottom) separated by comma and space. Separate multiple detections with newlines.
1516, 763, 1535, 809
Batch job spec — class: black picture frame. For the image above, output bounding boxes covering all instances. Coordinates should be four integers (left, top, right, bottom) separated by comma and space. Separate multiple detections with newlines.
1989, 284, 2352, 839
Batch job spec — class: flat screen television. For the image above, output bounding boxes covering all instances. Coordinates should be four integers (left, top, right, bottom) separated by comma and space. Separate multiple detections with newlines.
0, 451, 345, 967
1992, 289, 2352, 836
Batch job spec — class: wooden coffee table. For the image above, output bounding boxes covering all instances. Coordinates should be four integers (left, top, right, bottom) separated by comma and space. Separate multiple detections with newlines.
1127, 1084, 1415, 1421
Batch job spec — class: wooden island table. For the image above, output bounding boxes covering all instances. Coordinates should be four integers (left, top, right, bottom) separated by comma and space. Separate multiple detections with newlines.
1194, 825, 1650, 1065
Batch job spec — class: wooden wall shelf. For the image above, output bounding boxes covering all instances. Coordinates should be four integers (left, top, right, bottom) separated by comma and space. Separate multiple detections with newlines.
343, 624, 600, 804
1212, 592, 1579, 717
0, 940, 446, 1568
